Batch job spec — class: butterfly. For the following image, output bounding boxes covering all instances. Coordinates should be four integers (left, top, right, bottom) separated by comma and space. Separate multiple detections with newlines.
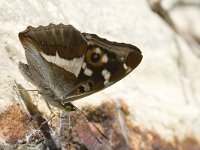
18, 23, 142, 112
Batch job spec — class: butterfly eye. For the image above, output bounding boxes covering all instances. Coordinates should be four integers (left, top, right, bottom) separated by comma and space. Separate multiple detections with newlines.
86, 47, 108, 67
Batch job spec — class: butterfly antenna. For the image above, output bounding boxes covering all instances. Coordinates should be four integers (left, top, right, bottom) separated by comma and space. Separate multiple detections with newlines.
73, 105, 108, 142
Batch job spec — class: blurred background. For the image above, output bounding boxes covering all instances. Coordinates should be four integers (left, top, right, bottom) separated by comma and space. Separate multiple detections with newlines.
0, 0, 200, 149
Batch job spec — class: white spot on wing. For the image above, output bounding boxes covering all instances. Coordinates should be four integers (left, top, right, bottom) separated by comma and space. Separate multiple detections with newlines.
40, 52, 84, 77
104, 80, 109, 85
82, 62, 86, 69
126, 68, 132, 74
101, 69, 111, 86
102, 54, 108, 63
84, 67, 93, 76
95, 47, 101, 54
123, 63, 129, 70
102, 69, 108, 76
105, 72, 111, 80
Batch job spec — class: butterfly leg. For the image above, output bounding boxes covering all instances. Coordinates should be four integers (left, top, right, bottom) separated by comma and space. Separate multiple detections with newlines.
40, 100, 56, 128
13, 80, 38, 94
67, 111, 71, 131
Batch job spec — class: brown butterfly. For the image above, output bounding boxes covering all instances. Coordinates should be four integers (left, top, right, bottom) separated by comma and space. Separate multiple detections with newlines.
18, 23, 142, 113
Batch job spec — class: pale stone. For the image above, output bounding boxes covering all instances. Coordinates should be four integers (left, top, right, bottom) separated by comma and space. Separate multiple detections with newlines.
0, 0, 200, 149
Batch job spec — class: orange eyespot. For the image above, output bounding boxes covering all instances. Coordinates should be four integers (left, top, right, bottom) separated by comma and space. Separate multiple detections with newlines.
86, 47, 108, 67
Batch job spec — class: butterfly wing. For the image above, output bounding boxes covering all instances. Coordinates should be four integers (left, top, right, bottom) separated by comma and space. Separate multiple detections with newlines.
65, 33, 142, 102
18, 24, 88, 101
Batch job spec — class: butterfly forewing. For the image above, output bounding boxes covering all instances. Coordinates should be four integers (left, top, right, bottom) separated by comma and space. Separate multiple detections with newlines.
19, 24, 87, 59
18, 24, 88, 102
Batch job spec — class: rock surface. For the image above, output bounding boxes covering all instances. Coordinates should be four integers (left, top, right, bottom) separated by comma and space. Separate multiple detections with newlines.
0, 0, 200, 149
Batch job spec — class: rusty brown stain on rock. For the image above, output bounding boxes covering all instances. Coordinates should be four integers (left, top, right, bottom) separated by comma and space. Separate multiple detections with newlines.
0, 104, 29, 144
82, 101, 115, 123
80, 99, 200, 150
82, 100, 130, 149
178, 137, 200, 150
119, 98, 130, 116
1, 100, 200, 150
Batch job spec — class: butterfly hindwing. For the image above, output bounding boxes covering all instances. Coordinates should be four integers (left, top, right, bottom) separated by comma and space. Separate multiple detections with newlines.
65, 33, 142, 101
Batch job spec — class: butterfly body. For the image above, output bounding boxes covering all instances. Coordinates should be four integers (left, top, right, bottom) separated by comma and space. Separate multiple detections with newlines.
18, 23, 142, 110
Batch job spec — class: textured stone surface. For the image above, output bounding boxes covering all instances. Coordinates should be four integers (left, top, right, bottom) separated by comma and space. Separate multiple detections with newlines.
0, 0, 200, 149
